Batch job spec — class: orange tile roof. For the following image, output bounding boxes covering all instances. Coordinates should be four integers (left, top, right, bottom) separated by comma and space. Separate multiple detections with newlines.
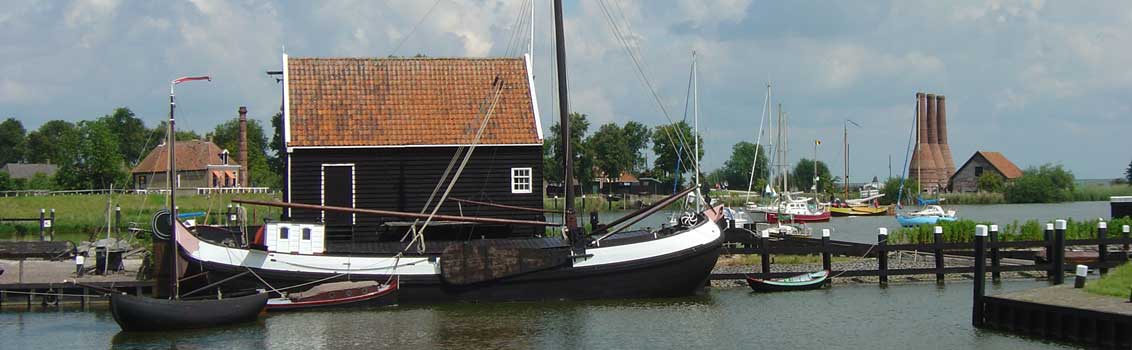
977, 151, 1023, 179
286, 57, 541, 147
132, 140, 230, 173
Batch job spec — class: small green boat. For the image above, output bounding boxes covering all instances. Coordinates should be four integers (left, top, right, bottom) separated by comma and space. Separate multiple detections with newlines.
746, 270, 830, 292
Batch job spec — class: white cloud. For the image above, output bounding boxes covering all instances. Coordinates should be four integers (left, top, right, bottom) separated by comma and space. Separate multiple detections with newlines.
0, 79, 45, 104
64, 0, 120, 27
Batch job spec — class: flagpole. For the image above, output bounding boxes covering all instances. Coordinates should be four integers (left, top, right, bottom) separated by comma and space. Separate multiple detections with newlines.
168, 75, 209, 299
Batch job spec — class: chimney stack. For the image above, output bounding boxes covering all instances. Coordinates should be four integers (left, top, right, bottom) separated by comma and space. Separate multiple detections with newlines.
926, 93, 948, 189
238, 106, 249, 187
909, 92, 938, 191
936, 95, 955, 180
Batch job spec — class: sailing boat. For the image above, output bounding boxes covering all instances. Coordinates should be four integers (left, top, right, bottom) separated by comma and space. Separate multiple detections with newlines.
169, 0, 723, 303
829, 121, 890, 217
109, 76, 267, 332
758, 105, 830, 224
895, 94, 957, 227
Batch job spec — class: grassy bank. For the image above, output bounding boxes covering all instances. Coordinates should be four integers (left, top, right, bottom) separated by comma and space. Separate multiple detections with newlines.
1071, 184, 1132, 201
1086, 262, 1132, 298
543, 194, 676, 212
890, 217, 1132, 244
0, 193, 281, 242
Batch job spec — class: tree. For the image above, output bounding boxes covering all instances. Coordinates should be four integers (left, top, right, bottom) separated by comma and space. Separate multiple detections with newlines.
977, 171, 1005, 193
881, 177, 920, 205
588, 123, 632, 194
0, 118, 27, 165
792, 158, 834, 194
1003, 163, 1075, 203
98, 107, 151, 165
621, 121, 650, 173
719, 141, 769, 193
206, 117, 280, 188
1124, 159, 1131, 185
269, 112, 285, 181
651, 121, 702, 188
150, 121, 202, 143
543, 113, 593, 190
26, 120, 80, 164
56, 121, 128, 189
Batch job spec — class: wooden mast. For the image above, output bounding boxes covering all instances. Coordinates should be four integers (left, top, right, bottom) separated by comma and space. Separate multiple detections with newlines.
552, 0, 582, 254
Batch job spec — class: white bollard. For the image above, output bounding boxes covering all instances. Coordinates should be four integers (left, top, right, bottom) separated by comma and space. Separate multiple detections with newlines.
1075, 265, 1088, 288
822, 228, 830, 238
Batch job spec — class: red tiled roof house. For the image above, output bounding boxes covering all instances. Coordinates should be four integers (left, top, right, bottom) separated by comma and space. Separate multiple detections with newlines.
280, 54, 544, 241
131, 140, 242, 190
948, 151, 1023, 192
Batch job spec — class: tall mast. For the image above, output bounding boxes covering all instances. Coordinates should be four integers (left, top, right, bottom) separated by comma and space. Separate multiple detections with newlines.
692, 50, 700, 212
167, 85, 177, 298
843, 121, 849, 200
552, 0, 581, 252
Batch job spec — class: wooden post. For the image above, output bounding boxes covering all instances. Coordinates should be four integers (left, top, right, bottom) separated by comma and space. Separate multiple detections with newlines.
38, 208, 45, 241
114, 206, 120, 233
1123, 225, 1130, 260
821, 229, 832, 273
990, 224, 1001, 283
1098, 221, 1109, 275
49, 209, 56, 240
1044, 223, 1055, 281
226, 204, 233, 226
878, 227, 888, 285
1053, 219, 1066, 285
933, 225, 944, 284
973, 224, 988, 327
760, 229, 770, 275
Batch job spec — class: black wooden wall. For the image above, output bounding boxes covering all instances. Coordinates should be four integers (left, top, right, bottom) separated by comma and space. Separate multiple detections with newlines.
286, 145, 544, 242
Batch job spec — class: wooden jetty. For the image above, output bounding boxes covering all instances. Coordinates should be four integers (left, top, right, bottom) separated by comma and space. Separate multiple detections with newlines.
0, 280, 152, 308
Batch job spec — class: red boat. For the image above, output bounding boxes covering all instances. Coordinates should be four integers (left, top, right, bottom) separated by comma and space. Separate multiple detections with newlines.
266, 278, 398, 311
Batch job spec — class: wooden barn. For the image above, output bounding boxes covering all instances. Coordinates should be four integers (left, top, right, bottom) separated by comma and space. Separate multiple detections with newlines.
280, 54, 545, 243
948, 151, 1023, 192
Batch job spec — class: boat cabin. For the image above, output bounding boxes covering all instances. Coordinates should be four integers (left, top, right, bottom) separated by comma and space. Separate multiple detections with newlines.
279, 55, 545, 245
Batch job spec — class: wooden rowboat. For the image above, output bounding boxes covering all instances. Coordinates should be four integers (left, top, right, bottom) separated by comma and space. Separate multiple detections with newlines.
110, 292, 268, 332
266, 278, 398, 311
746, 270, 830, 292
829, 205, 891, 217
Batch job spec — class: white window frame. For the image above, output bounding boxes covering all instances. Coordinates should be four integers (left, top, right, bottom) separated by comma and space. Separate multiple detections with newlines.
511, 167, 532, 194
320, 163, 356, 224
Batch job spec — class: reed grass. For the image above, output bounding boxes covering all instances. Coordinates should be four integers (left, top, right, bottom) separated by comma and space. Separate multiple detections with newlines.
889, 217, 1132, 244
1070, 184, 1132, 202
938, 192, 1005, 205
1086, 262, 1132, 298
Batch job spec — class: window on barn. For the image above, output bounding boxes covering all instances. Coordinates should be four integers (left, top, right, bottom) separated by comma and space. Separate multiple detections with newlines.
511, 167, 532, 194
975, 166, 984, 177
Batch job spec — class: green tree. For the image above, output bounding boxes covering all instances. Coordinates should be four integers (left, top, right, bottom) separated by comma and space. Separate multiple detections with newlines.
588, 123, 632, 194
25, 172, 54, 190
0, 118, 27, 165
150, 121, 202, 143
621, 121, 650, 173
26, 120, 80, 164
98, 107, 151, 165
206, 117, 280, 188
1003, 164, 1075, 203
651, 121, 702, 188
543, 113, 593, 191
1126, 159, 1132, 184
977, 171, 1005, 193
881, 177, 920, 205
792, 158, 834, 194
269, 112, 284, 181
719, 141, 769, 192
56, 121, 128, 189
0, 172, 13, 191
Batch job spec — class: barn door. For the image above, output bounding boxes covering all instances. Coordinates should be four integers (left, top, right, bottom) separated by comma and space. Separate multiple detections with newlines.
321, 164, 355, 228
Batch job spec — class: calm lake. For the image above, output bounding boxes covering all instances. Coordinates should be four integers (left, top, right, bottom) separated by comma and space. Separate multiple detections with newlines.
1, 281, 1082, 349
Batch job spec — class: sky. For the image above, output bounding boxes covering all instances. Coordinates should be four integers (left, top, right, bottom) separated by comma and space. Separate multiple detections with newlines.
2, 0, 1131, 181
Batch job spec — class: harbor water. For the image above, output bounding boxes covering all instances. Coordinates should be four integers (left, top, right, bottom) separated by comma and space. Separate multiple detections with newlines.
2, 281, 1082, 349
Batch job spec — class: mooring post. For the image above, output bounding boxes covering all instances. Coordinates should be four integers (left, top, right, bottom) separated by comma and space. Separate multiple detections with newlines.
1098, 221, 1109, 275
1054, 219, 1067, 285
821, 229, 832, 274
973, 224, 988, 327
878, 227, 888, 285
1044, 223, 1055, 281
1123, 225, 1130, 260
113, 206, 120, 233
38, 208, 45, 241
760, 229, 771, 275
990, 224, 1001, 283
1074, 265, 1088, 289
933, 226, 944, 284
226, 204, 233, 226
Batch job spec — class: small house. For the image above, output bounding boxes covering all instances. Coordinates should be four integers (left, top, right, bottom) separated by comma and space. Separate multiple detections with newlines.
948, 151, 1023, 192
0, 163, 58, 180
279, 54, 544, 243
131, 140, 242, 190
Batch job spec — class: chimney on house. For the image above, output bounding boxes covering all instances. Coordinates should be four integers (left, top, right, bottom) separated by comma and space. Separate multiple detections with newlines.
936, 95, 955, 180
238, 106, 249, 187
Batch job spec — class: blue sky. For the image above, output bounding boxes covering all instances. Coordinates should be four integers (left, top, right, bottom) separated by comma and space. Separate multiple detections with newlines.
2, 0, 1130, 180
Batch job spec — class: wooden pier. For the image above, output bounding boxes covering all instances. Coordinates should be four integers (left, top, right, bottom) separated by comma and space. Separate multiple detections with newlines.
0, 280, 152, 308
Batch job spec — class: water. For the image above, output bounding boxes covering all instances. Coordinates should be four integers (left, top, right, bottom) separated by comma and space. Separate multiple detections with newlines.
553, 201, 1109, 243
1, 281, 1081, 349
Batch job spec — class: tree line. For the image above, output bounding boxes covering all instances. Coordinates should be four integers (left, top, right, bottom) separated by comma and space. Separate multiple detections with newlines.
0, 107, 280, 191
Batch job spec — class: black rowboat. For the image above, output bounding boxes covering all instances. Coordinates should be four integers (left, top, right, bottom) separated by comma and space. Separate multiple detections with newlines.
266, 278, 398, 311
110, 292, 268, 332
746, 270, 830, 292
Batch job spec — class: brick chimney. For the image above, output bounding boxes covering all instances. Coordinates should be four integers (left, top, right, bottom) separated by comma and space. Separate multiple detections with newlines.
926, 93, 947, 188
909, 92, 937, 190
238, 106, 249, 187
936, 95, 955, 180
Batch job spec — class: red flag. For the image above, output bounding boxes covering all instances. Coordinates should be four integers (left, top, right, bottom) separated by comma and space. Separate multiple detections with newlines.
172, 76, 211, 84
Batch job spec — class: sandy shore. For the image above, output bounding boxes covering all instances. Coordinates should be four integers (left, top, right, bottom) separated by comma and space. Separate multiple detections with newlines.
0, 258, 143, 285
